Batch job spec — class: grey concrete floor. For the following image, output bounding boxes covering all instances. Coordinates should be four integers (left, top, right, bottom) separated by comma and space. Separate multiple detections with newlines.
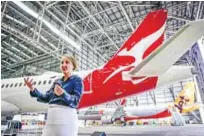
2, 124, 204, 136
78, 124, 204, 136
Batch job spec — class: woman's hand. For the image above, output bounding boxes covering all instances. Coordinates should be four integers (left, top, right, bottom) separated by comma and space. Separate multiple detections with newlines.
54, 84, 64, 96
24, 77, 34, 92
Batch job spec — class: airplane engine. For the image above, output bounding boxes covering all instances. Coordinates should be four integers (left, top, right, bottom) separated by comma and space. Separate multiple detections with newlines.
101, 116, 114, 124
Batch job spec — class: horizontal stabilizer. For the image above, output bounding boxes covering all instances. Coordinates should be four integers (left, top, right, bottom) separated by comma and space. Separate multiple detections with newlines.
157, 66, 194, 87
129, 20, 204, 76
1, 100, 20, 116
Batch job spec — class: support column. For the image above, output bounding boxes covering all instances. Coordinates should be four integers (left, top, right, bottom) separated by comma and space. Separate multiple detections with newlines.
194, 76, 204, 124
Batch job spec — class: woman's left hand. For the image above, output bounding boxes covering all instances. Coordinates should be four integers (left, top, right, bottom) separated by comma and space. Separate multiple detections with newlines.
54, 84, 64, 96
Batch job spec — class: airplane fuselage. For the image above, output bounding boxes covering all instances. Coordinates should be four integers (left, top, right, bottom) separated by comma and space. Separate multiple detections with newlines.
78, 68, 158, 108
1, 68, 158, 114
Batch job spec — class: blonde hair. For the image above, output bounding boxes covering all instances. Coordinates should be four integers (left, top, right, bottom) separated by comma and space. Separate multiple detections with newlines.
61, 55, 77, 70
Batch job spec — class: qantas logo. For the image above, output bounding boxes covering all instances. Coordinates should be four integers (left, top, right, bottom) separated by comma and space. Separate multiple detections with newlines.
103, 22, 166, 84
131, 77, 148, 84
103, 66, 131, 83
117, 23, 166, 62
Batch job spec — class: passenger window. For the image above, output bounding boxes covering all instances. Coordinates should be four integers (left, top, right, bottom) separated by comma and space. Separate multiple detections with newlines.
6, 84, 9, 88
48, 80, 52, 84
2, 84, 5, 88
38, 81, 41, 85
33, 81, 36, 85
19, 83, 22, 87
14, 83, 18, 87
43, 80, 47, 85
10, 84, 13, 87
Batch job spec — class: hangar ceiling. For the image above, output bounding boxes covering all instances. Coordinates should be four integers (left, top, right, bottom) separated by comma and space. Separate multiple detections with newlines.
1, 1, 204, 78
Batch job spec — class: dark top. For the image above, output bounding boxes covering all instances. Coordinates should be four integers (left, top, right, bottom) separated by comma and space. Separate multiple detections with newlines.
30, 75, 83, 108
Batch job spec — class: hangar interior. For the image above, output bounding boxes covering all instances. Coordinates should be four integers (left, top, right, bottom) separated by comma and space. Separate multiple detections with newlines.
1, 1, 204, 132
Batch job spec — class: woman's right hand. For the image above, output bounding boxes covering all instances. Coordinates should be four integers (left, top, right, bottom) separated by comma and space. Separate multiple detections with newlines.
24, 77, 35, 92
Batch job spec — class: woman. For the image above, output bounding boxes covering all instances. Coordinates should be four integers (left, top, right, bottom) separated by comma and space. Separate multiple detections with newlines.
24, 55, 83, 136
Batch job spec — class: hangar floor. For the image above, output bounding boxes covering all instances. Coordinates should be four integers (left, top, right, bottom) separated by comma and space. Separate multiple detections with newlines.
2, 124, 204, 136
78, 125, 204, 136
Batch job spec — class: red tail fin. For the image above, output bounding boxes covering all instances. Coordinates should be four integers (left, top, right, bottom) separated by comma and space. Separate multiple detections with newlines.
104, 9, 167, 69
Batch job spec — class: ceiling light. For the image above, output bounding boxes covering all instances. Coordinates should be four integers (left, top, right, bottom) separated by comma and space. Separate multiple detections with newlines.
13, 1, 81, 50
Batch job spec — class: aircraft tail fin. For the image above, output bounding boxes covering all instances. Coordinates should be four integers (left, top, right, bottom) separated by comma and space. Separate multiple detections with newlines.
104, 9, 167, 69
174, 82, 200, 113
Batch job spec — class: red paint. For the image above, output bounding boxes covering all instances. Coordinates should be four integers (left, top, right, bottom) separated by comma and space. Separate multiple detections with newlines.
120, 98, 127, 106
143, 32, 165, 59
77, 9, 167, 109
124, 109, 171, 121
98, 110, 104, 115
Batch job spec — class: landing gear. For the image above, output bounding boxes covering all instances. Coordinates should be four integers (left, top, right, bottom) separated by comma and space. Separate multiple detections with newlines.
120, 117, 126, 126
111, 117, 115, 124
122, 122, 127, 126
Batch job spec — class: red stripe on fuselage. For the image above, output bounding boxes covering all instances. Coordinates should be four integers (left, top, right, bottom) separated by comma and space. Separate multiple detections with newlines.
124, 109, 171, 121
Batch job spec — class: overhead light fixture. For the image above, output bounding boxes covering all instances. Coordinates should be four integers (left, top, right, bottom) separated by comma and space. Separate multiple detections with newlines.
13, 1, 81, 50
5, 15, 28, 27
10, 37, 38, 56
3, 16, 58, 50
1, 33, 7, 37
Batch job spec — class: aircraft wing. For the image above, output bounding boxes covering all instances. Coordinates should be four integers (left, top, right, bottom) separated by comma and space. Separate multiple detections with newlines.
156, 65, 194, 87
1, 100, 20, 116
129, 20, 204, 76
2, 95, 49, 115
